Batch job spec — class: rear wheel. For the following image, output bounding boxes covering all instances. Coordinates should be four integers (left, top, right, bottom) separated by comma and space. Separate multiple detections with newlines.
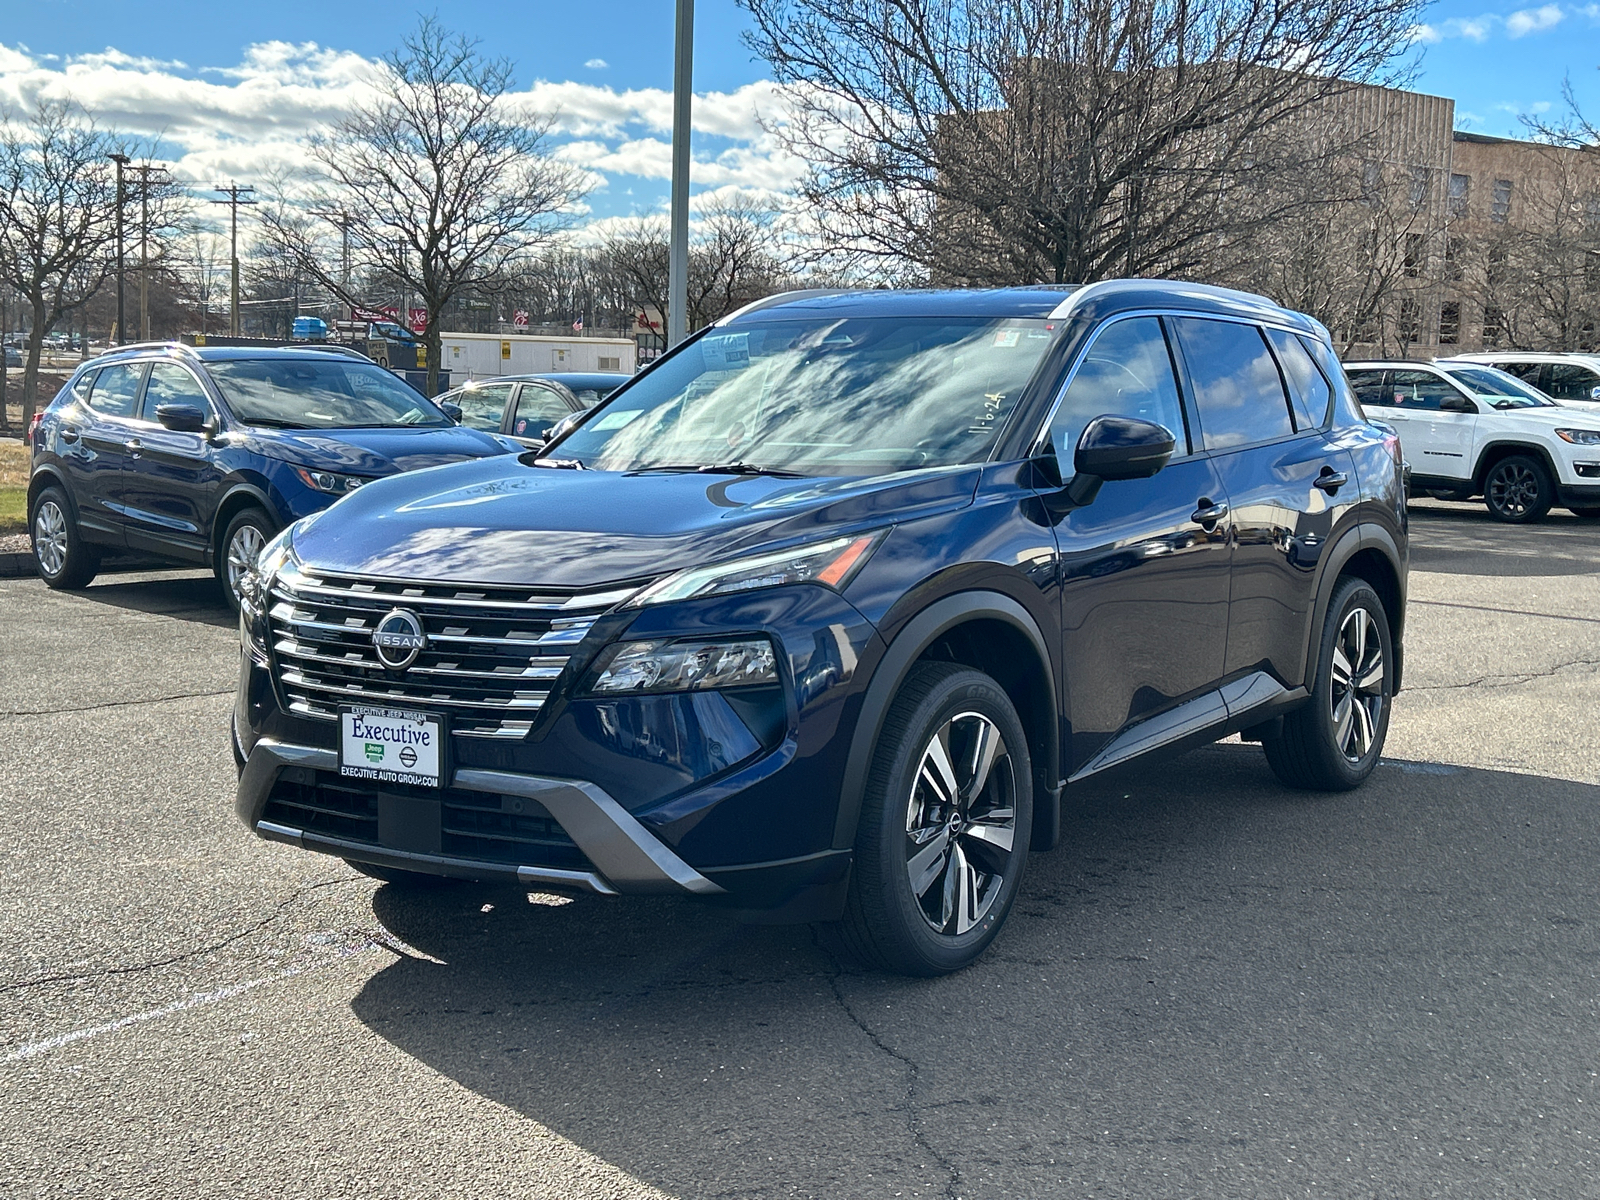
30, 486, 100, 589
1483, 455, 1553, 523
833, 662, 1032, 976
1263, 577, 1392, 791
218, 507, 275, 612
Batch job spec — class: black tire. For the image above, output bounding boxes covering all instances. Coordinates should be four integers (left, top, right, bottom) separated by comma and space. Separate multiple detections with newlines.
1483, 454, 1554, 523
1569, 506, 1600, 519
217, 507, 277, 613
29, 485, 100, 589
1263, 577, 1393, 791
344, 859, 461, 888
832, 662, 1032, 976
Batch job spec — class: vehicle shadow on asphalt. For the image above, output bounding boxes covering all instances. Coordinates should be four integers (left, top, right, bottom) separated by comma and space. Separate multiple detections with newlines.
1407, 504, 1600, 576
68, 569, 236, 629
350, 742, 1600, 1197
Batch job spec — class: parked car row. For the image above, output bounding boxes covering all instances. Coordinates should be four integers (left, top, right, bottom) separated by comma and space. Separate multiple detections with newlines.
1340, 352, 1600, 523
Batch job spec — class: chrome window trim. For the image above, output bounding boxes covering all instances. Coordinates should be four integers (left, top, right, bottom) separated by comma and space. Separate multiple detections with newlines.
135, 361, 218, 428
1028, 307, 1329, 459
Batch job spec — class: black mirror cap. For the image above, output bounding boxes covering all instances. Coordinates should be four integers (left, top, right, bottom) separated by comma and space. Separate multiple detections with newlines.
1438, 394, 1477, 413
1074, 415, 1176, 482
155, 403, 208, 433
439, 401, 463, 422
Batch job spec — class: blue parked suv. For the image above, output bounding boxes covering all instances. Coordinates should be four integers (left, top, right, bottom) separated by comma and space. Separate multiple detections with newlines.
233, 282, 1408, 975
27, 342, 515, 607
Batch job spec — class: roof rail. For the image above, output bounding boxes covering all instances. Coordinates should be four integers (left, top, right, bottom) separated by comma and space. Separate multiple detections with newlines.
714, 288, 854, 326
296, 344, 372, 361
103, 340, 199, 358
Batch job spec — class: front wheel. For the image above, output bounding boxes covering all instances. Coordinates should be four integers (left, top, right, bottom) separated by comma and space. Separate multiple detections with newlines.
1263, 577, 1393, 791
833, 662, 1032, 976
30, 486, 100, 589
217, 507, 276, 613
1483, 455, 1553, 523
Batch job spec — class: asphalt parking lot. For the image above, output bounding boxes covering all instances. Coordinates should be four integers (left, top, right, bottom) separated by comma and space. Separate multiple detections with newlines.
3, 502, 1599, 1199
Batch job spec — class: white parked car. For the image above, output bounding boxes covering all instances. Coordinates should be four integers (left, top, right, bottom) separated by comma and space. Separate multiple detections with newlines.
1437, 352, 1600, 409
1344, 360, 1600, 522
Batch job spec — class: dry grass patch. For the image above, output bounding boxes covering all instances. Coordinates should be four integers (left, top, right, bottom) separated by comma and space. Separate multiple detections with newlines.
0, 437, 28, 535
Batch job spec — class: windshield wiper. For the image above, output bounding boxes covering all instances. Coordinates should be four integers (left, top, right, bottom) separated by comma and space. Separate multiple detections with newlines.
627, 462, 806, 478
242, 417, 312, 429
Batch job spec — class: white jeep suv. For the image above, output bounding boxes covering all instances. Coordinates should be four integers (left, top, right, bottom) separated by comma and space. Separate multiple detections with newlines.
1437, 352, 1600, 409
1344, 360, 1600, 522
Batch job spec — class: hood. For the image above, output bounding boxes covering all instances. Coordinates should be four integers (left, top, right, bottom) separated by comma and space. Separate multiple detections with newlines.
237, 424, 512, 475
289, 457, 982, 588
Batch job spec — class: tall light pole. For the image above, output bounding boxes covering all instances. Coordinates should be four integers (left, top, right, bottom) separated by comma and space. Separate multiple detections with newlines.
108, 154, 129, 345
210, 183, 256, 336
668, 0, 694, 348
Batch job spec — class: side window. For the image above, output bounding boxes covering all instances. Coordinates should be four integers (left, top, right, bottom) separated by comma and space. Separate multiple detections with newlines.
65, 370, 98, 405
87, 363, 146, 418
1049, 316, 1188, 462
512, 386, 575, 439
1389, 370, 1468, 411
1498, 361, 1543, 385
453, 383, 514, 432
1170, 318, 1294, 451
1265, 327, 1330, 429
1545, 363, 1600, 402
1345, 370, 1391, 407
141, 364, 214, 421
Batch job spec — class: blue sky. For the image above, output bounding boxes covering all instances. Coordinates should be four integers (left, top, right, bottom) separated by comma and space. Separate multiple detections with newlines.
1, 0, 1598, 229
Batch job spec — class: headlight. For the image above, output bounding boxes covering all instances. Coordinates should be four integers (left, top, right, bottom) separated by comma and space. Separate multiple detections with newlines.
293, 466, 370, 494
626, 531, 886, 608
239, 527, 296, 628
1555, 428, 1600, 446
583, 638, 778, 695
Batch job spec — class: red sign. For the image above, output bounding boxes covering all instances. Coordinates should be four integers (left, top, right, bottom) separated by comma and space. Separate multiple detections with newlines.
409, 308, 428, 334
351, 305, 398, 323
512, 310, 529, 328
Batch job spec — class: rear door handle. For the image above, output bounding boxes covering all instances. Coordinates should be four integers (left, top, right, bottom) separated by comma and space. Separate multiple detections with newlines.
1191, 499, 1229, 528
1314, 467, 1349, 494
59, 425, 79, 443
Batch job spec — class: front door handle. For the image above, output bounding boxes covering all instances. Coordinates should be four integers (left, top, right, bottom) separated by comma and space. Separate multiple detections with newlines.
1314, 467, 1349, 494
1191, 499, 1229, 528
124, 438, 143, 458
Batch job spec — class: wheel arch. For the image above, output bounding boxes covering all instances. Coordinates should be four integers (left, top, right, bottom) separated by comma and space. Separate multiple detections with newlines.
1472, 441, 1561, 492
833, 590, 1061, 856
211, 483, 279, 568
26, 464, 74, 518
1304, 523, 1407, 695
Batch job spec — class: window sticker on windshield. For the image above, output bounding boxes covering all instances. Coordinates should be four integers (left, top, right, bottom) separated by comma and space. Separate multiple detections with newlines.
593, 408, 644, 431
993, 329, 1021, 348
702, 333, 750, 369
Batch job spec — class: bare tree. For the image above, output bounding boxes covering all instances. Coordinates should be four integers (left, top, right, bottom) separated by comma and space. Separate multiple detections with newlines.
258, 17, 588, 394
741, 0, 1425, 285
0, 101, 123, 425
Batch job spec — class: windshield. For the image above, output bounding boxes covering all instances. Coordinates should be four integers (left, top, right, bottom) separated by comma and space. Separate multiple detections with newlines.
1440, 365, 1556, 408
207, 359, 450, 429
551, 317, 1060, 474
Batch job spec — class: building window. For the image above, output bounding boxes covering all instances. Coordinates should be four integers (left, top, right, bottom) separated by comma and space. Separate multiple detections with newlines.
1439, 302, 1460, 344
1491, 179, 1513, 223
1483, 304, 1505, 346
1399, 297, 1421, 343
1362, 160, 1382, 207
1487, 243, 1508, 287
1352, 309, 1380, 344
1449, 173, 1470, 218
1444, 235, 1462, 282
1410, 166, 1432, 211
1404, 233, 1425, 278
1587, 252, 1600, 294
1587, 197, 1600, 228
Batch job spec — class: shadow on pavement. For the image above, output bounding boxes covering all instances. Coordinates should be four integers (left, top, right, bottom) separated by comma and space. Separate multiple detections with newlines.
70, 569, 236, 629
1407, 503, 1600, 577
351, 743, 1600, 1197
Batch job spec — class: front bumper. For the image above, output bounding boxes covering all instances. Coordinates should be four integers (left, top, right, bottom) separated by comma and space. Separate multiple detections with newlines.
237, 738, 724, 897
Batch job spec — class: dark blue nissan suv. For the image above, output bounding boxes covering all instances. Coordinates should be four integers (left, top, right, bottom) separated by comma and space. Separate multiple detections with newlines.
233, 281, 1408, 975
27, 343, 515, 608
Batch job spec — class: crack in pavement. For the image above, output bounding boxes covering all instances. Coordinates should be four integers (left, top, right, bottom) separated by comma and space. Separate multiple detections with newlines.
815, 934, 963, 1200
1411, 599, 1600, 626
1407, 657, 1600, 694
0, 689, 233, 717
0, 875, 358, 994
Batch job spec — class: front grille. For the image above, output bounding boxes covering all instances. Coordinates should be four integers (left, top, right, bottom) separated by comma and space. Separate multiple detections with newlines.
267, 567, 636, 738
262, 771, 592, 871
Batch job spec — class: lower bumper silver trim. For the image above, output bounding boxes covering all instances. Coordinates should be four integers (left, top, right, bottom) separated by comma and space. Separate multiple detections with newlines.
236, 738, 721, 896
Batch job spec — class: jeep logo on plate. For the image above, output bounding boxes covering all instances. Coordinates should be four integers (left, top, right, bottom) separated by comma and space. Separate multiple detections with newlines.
372, 609, 427, 669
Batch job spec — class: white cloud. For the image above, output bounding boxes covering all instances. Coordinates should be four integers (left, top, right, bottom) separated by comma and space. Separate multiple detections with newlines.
584, 58, 608, 70
1507, 3, 1565, 34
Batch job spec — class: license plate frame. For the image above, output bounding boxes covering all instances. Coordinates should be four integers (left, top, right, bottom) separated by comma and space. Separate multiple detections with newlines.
339, 705, 446, 788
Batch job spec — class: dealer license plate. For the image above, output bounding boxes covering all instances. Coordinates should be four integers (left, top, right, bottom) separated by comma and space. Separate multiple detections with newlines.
339, 706, 443, 788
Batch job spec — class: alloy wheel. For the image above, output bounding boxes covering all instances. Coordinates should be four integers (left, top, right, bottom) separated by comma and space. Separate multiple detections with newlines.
226, 524, 266, 598
1330, 607, 1385, 763
33, 500, 68, 577
1487, 462, 1539, 518
904, 711, 1018, 935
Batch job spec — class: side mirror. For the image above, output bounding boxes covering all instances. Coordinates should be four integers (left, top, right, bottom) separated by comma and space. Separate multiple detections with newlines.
439, 401, 463, 423
1065, 415, 1176, 506
155, 403, 208, 433
1589, 385, 1600, 400
1438, 395, 1477, 414
542, 411, 583, 447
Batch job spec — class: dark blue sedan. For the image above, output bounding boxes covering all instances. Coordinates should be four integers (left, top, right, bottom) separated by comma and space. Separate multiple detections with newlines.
26, 343, 517, 607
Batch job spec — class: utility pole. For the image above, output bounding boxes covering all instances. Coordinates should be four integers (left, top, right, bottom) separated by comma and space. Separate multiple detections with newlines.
119, 163, 172, 342
108, 154, 129, 345
209, 183, 257, 336
668, 0, 694, 348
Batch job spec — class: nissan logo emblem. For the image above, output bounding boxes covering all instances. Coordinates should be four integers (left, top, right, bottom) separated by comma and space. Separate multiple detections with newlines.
372, 608, 427, 669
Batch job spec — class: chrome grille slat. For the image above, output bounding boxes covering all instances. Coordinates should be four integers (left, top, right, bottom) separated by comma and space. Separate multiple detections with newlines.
267, 568, 638, 738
